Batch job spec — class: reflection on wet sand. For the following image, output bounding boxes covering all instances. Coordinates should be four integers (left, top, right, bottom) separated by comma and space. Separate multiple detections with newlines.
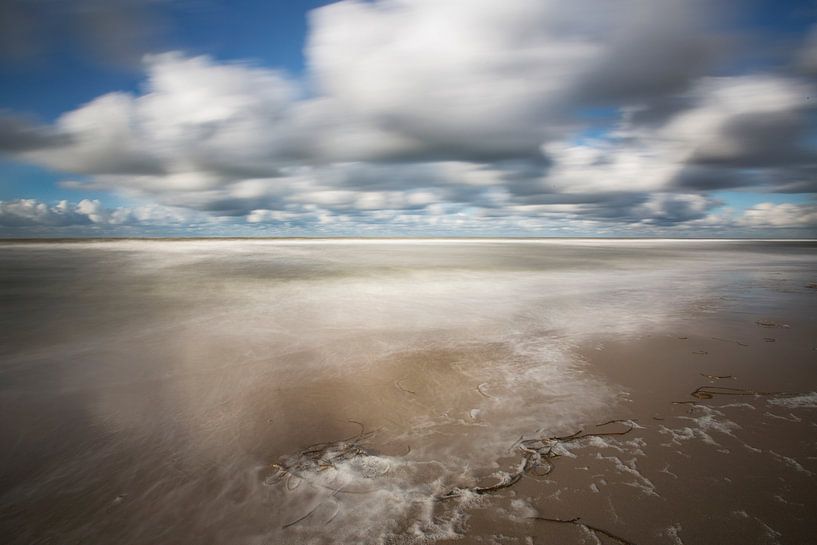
0, 240, 815, 544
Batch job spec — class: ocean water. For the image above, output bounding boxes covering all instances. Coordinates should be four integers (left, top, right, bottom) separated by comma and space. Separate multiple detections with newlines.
1, 239, 815, 544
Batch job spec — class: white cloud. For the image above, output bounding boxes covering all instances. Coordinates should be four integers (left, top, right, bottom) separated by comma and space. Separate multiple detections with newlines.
0, 199, 207, 229
661, 75, 811, 162
737, 203, 817, 228
540, 74, 815, 194
306, 0, 720, 159
246, 209, 302, 224
26, 53, 298, 180
0, 199, 93, 227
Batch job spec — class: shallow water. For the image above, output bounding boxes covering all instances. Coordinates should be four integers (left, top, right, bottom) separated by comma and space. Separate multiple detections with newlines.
1, 239, 815, 544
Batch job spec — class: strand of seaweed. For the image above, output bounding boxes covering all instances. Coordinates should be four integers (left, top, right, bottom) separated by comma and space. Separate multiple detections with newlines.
267, 420, 397, 529
265, 420, 383, 495
671, 385, 797, 403
435, 419, 636, 501
528, 516, 637, 545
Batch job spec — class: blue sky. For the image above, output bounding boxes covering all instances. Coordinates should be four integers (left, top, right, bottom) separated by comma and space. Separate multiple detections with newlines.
0, 0, 815, 237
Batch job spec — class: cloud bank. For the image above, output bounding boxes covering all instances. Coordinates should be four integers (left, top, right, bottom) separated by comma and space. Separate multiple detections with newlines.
0, 199, 208, 230
1, 0, 815, 236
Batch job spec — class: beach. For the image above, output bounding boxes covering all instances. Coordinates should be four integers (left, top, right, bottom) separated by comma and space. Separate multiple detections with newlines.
1, 239, 815, 544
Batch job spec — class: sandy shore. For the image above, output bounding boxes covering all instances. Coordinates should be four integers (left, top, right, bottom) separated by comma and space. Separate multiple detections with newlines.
0, 240, 815, 544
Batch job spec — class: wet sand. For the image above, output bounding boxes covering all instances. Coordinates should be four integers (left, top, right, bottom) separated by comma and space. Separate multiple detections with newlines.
0, 239, 815, 544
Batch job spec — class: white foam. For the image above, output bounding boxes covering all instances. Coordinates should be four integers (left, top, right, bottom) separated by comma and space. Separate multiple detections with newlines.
591, 453, 659, 497
664, 523, 684, 545
659, 464, 679, 479
768, 392, 817, 409
767, 450, 814, 476
763, 411, 802, 422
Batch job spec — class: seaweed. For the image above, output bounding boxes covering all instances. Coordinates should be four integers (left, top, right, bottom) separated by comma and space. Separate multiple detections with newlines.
528, 516, 638, 545
476, 383, 494, 399
266, 420, 378, 493
699, 373, 735, 380
282, 504, 319, 529
755, 319, 789, 328
689, 385, 780, 399
711, 337, 748, 347
436, 419, 635, 501
395, 380, 416, 395
271, 421, 387, 529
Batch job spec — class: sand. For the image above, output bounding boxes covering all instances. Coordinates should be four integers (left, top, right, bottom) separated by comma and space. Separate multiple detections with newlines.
0, 239, 815, 544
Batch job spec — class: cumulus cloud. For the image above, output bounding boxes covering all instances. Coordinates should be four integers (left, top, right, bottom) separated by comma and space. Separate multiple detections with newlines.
0, 0, 815, 235
0, 199, 206, 230
18, 53, 298, 179
306, 0, 725, 161
676, 76, 814, 167
736, 203, 817, 228
0, 199, 96, 227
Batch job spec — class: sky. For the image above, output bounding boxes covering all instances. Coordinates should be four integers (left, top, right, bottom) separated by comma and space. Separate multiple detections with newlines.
0, 0, 816, 237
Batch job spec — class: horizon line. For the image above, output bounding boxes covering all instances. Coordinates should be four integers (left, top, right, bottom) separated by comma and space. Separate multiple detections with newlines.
2, 236, 816, 243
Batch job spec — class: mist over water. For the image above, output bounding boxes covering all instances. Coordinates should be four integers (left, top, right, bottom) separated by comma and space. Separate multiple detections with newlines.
1, 240, 815, 544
